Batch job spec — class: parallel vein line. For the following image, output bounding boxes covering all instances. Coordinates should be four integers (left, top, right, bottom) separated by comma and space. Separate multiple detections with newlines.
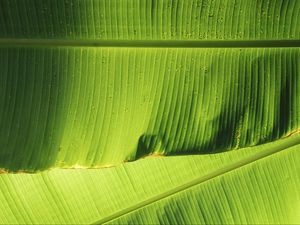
0, 39, 299, 48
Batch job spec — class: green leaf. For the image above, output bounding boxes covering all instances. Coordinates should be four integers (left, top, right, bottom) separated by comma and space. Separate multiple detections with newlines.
1, 0, 300, 172
0, 0, 300, 224
0, 135, 299, 224
1, 0, 299, 40
105, 135, 300, 225
1, 0, 299, 171
1, 46, 299, 171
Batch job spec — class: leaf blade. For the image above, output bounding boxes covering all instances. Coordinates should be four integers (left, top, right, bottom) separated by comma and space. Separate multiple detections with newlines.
0, 0, 299, 40
0, 135, 299, 224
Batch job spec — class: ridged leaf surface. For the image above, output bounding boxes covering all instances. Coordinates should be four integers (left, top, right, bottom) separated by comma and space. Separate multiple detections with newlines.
0, 47, 299, 171
0, 0, 299, 224
0, 135, 299, 224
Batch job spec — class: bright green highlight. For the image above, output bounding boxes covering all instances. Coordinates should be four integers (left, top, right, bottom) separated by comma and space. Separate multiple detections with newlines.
0, 47, 299, 171
0, 0, 299, 224
0, 135, 299, 224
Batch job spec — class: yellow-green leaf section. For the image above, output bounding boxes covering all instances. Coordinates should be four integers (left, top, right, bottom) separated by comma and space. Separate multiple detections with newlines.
0, 135, 299, 224
1, 0, 299, 40
0, 0, 300, 172
0, 0, 300, 224
0, 47, 299, 171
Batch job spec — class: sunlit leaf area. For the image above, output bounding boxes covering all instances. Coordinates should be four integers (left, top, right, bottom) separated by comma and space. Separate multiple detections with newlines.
0, 0, 299, 224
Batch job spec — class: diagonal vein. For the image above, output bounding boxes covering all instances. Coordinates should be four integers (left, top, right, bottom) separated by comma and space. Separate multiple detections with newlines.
91, 134, 300, 224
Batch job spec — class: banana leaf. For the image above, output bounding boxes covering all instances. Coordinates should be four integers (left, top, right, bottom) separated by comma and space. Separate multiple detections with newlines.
0, 0, 299, 224
0, 135, 299, 224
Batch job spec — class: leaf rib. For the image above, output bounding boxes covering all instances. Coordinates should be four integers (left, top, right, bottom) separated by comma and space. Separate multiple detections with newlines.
91, 134, 300, 224
0, 39, 300, 48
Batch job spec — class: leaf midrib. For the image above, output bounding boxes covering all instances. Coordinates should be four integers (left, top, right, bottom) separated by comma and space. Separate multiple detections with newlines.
92, 134, 300, 224
0, 39, 300, 48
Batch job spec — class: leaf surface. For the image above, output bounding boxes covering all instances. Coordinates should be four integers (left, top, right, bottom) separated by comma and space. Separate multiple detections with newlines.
0, 1, 300, 224
1, 0, 299, 40
0, 135, 299, 224
0, 0, 300, 171
0, 47, 299, 171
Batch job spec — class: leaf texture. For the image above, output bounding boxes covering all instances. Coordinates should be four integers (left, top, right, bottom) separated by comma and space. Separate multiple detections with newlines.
106, 138, 300, 225
0, 47, 299, 171
0, 0, 300, 224
0, 0, 300, 172
0, 135, 299, 224
1, 0, 300, 40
